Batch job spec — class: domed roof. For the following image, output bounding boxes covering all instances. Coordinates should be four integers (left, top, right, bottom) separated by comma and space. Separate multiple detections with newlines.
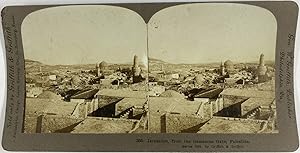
37, 91, 61, 99
224, 60, 233, 66
99, 61, 108, 67
224, 60, 234, 69
159, 90, 184, 98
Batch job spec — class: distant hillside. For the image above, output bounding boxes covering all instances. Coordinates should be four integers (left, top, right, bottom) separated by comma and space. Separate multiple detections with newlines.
25, 59, 45, 69
25, 59, 47, 73
148, 57, 169, 64
25, 59, 43, 65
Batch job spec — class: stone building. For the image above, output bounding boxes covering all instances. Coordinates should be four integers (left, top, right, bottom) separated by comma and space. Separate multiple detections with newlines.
218, 88, 275, 118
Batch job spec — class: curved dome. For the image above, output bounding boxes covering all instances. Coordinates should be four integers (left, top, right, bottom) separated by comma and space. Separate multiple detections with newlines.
159, 90, 184, 98
224, 60, 234, 69
99, 61, 108, 67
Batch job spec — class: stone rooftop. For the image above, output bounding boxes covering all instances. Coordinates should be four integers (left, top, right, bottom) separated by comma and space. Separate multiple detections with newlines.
220, 88, 275, 99
197, 117, 266, 133
71, 117, 137, 133
96, 89, 147, 99
26, 98, 78, 116
149, 97, 202, 115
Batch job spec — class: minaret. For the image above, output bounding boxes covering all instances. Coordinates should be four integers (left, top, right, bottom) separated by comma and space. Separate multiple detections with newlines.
257, 53, 267, 83
133, 55, 138, 67
220, 61, 225, 76
99, 61, 104, 73
132, 55, 141, 83
96, 63, 101, 77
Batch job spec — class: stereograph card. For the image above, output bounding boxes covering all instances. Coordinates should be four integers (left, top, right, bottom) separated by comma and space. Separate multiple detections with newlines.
0, 1, 299, 152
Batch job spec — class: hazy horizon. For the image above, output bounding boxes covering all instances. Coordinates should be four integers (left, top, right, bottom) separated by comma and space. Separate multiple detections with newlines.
25, 56, 275, 66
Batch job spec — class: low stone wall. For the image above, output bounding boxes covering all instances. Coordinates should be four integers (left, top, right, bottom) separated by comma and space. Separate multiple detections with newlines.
213, 116, 266, 123
86, 116, 138, 122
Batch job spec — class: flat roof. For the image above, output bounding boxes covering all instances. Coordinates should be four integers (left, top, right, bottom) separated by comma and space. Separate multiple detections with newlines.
26, 98, 78, 116
96, 89, 147, 99
220, 88, 275, 99
197, 117, 264, 133
194, 88, 223, 99
242, 97, 275, 108
71, 117, 136, 133
117, 97, 147, 108
149, 97, 202, 115
241, 98, 275, 116
71, 89, 99, 99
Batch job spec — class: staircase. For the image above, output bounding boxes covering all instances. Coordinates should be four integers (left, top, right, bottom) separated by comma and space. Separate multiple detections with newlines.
119, 106, 135, 119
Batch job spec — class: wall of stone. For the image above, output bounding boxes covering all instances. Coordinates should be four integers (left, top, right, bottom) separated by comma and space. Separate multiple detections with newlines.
148, 112, 162, 133
86, 100, 99, 115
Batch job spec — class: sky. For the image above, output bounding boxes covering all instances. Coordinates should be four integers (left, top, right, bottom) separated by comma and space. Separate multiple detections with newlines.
22, 3, 277, 65
22, 5, 147, 65
148, 3, 277, 64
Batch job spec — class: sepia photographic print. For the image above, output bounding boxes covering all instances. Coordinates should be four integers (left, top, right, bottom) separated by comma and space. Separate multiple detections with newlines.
2, 1, 299, 151
22, 3, 277, 134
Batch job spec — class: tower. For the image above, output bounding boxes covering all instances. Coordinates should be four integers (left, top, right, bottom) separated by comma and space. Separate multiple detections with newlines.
132, 55, 141, 83
257, 53, 268, 83
133, 55, 138, 67
220, 61, 225, 76
96, 63, 101, 77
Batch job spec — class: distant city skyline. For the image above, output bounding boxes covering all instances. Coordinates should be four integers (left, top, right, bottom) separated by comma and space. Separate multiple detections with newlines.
22, 4, 276, 65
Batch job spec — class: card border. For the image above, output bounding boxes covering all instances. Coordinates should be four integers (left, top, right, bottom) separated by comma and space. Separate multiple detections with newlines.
1, 1, 299, 151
